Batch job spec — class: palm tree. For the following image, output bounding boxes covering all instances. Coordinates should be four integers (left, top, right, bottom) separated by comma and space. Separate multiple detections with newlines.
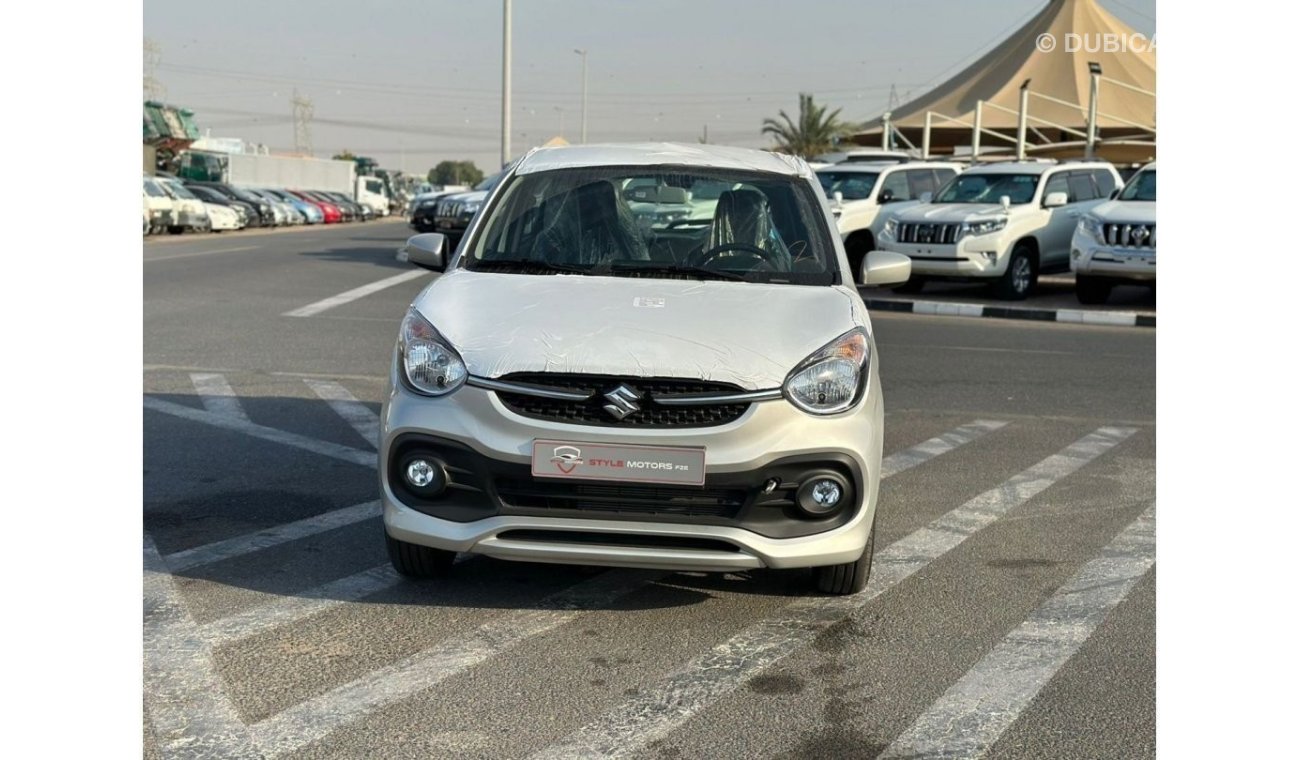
761, 93, 853, 158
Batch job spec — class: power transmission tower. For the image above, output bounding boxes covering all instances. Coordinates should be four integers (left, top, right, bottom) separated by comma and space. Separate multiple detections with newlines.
143, 38, 166, 101
292, 89, 314, 156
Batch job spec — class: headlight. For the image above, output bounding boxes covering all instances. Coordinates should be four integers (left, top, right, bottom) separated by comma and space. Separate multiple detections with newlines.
399, 309, 467, 396
462, 200, 483, 215
883, 218, 897, 237
958, 217, 1008, 239
1078, 214, 1105, 241
783, 328, 870, 415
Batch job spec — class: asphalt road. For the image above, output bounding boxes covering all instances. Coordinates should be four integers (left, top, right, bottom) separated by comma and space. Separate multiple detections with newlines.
144, 219, 1155, 759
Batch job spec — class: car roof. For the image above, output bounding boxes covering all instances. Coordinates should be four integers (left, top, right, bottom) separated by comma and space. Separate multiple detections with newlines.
815, 161, 960, 173
964, 160, 1115, 176
515, 142, 810, 178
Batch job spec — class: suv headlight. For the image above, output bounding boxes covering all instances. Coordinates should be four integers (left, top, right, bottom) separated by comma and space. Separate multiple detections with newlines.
882, 218, 897, 237
958, 217, 1007, 240
462, 200, 483, 216
783, 328, 870, 415
399, 309, 467, 396
1078, 214, 1105, 242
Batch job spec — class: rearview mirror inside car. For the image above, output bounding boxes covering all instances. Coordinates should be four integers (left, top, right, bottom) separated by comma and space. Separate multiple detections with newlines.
402, 233, 447, 272
859, 250, 912, 287
1043, 191, 1068, 208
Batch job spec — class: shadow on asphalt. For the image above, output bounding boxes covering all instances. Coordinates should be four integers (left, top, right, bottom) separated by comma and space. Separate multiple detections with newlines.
863, 273, 1156, 314
297, 246, 410, 269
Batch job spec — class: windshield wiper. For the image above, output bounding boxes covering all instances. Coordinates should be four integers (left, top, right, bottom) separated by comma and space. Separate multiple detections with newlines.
472, 257, 593, 275
607, 262, 749, 281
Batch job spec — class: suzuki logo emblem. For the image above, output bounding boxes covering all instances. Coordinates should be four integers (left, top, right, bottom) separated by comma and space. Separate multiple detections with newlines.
602, 384, 642, 420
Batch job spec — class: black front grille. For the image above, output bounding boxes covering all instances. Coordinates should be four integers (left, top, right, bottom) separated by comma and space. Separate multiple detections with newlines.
898, 222, 959, 245
494, 373, 750, 427
495, 478, 746, 518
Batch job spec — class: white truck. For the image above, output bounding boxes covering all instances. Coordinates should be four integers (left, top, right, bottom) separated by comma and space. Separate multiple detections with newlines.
876, 160, 1122, 299
178, 150, 391, 216
817, 161, 962, 282
1070, 162, 1156, 304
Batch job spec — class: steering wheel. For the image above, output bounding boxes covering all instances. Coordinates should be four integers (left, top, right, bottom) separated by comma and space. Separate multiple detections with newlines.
693, 242, 776, 271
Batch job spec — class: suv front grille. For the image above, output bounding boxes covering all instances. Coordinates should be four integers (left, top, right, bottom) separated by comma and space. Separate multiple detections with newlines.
1104, 223, 1155, 248
495, 478, 746, 518
898, 222, 960, 245
494, 373, 750, 428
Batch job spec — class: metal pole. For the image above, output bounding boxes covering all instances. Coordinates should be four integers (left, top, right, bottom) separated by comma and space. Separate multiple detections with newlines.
881, 111, 892, 150
574, 49, 588, 143
501, 0, 512, 167
1016, 79, 1030, 161
972, 101, 983, 159
922, 112, 932, 159
1085, 62, 1101, 159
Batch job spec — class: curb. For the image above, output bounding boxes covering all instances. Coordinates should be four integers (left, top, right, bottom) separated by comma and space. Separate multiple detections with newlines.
862, 296, 1155, 328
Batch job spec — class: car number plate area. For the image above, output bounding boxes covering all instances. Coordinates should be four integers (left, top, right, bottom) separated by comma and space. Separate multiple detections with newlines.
531, 440, 706, 486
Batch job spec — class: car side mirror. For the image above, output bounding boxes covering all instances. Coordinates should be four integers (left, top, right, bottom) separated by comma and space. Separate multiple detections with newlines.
402, 233, 447, 272
832, 190, 844, 206
1000, 195, 1012, 211
1043, 191, 1068, 208
878, 189, 895, 204
919, 191, 933, 204
859, 250, 912, 287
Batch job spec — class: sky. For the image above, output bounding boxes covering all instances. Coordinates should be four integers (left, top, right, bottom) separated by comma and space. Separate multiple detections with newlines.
143, 0, 1156, 177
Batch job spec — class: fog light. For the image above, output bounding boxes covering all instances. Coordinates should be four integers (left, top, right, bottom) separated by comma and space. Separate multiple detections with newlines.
406, 460, 437, 487
795, 472, 852, 517
810, 479, 841, 507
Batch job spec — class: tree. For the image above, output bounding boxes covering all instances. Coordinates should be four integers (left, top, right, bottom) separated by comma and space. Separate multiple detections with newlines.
332, 150, 357, 161
761, 93, 855, 159
429, 160, 484, 187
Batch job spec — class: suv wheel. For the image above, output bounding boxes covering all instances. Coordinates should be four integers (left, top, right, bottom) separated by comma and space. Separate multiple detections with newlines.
1075, 275, 1113, 305
386, 531, 456, 578
813, 514, 876, 595
994, 244, 1036, 300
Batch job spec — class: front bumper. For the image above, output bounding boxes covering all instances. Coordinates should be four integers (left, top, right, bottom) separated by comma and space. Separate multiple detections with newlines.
381, 371, 883, 572
878, 233, 1007, 278
1071, 237, 1156, 281
175, 209, 210, 229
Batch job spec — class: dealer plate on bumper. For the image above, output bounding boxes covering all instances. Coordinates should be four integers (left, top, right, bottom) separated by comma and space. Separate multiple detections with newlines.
531, 440, 705, 486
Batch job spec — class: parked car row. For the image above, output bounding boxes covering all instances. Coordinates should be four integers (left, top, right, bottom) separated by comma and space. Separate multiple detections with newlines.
819, 156, 1155, 304
142, 173, 381, 236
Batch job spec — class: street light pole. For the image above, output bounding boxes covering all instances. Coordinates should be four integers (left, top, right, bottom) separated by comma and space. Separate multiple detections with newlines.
501, 0, 512, 167
574, 48, 588, 143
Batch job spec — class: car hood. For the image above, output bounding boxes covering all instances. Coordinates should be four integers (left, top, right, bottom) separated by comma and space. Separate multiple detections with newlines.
893, 203, 1008, 223
411, 271, 864, 390
1089, 199, 1155, 223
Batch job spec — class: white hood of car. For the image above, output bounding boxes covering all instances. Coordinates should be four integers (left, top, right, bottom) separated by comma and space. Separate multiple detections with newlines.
893, 203, 1007, 224
1089, 199, 1155, 223
412, 271, 864, 390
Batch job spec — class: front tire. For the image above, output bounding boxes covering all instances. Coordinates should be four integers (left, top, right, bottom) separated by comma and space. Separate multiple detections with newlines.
386, 531, 456, 578
994, 244, 1036, 300
813, 515, 876, 595
1075, 275, 1113, 304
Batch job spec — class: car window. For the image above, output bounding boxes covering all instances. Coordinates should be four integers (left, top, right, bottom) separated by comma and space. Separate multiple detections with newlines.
906, 169, 938, 199
143, 179, 166, 198
470, 166, 838, 285
1118, 169, 1156, 201
935, 173, 1039, 204
365, 179, 384, 193
1067, 171, 1098, 202
879, 171, 911, 202
815, 171, 878, 201
1042, 173, 1069, 201
932, 168, 957, 190
163, 180, 197, 200
1091, 169, 1117, 197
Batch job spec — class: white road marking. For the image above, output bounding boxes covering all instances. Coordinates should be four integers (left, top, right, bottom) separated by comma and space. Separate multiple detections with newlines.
190, 372, 249, 421
283, 269, 427, 317
880, 503, 1156, 760
249, 568, 664, 759
143, 535, 260, 759
880, 420, 1006, 478
144, 396, 375, 467
304, 378, 380, 448
144, 245, 258, 263
531, 426, 1137, 760
163, 500, 380, 572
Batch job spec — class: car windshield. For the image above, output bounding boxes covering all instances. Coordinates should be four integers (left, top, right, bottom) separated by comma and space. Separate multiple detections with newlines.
816, 171, 880, 201
475, 173, 503, 192
1118, 170, 1156, 201
934, 173, 1039, 204
162, 180, 197, 200
143, 179, 167, 198
188, 186, 221, 202
468, 166, 838, 285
